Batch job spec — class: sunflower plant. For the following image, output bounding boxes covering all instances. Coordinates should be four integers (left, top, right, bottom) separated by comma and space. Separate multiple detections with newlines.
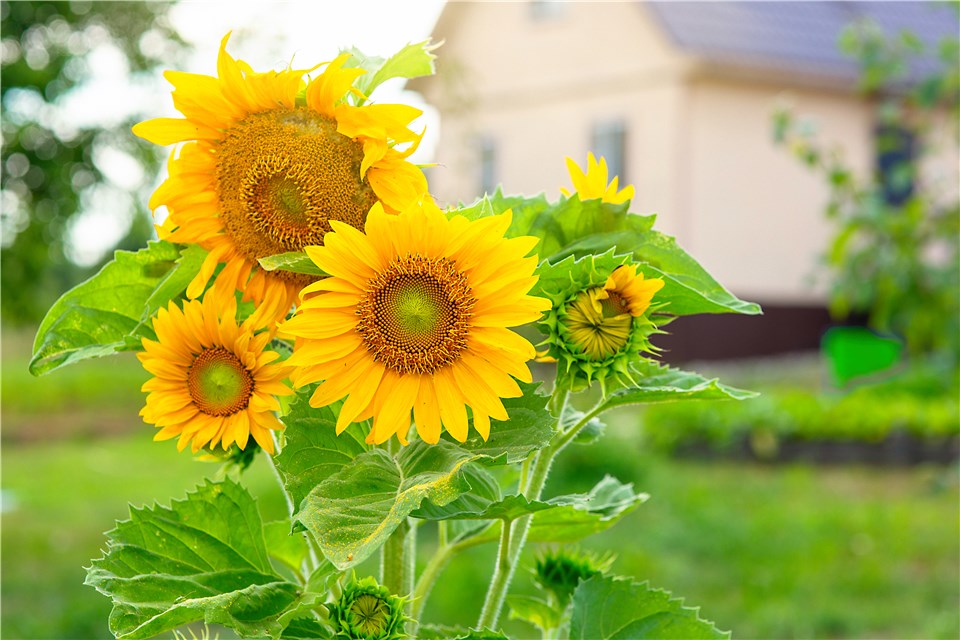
30, 37, 760, 640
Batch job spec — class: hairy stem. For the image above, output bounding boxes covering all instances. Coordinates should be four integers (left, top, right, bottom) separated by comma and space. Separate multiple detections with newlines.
381, 518, 411, 598
476, 511, 514, 629
476, 389, 611, 629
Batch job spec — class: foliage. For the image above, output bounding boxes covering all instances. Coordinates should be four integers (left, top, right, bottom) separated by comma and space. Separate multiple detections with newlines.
28, 38, 758, 640
641, 359, 959, 456
773, 18, 960, 360
4, 433, 958, 640
1, 1, 185, 325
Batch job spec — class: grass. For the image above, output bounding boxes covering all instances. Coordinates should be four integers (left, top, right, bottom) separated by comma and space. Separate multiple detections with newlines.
3, 340, 957, 639
2, 328, 150, 443
0, 435, 290, 639
2, 430, 955, 639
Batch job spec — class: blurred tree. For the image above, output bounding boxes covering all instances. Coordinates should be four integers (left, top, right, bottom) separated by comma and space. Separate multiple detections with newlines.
774, 18, 960, 362
1, 0, 185, 326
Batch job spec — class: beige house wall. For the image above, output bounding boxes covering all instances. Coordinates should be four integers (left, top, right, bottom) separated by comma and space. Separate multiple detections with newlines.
423, 1, 689, 209
416, 1, 957, 307
684, 78, 875, 304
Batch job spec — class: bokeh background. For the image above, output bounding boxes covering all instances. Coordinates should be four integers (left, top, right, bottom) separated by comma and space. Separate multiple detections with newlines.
2, 2, 958, 639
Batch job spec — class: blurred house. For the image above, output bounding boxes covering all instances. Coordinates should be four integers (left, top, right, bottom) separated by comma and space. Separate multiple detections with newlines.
410, 1, 958, 361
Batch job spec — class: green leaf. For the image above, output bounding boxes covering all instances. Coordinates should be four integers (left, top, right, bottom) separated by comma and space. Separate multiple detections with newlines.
508, 595, 563, 633
30, 241, 197, 375
281, 617, 333, 639
534, 249, 633, 305
432, 476, 647, 544
258, 251, 326, 277
489, 190, 656, 263
274, 387, 370, 511
86, 479, 301, 640
569, 575, 730, 639
477, 190, 759, 317
417, 625, 509, 640
297, 441, 479, 569
634, 230, 761, 316
411, 463, 501, 520
348, 40, 439, 98
453, 382, 556, 463
595, 360, 755, 414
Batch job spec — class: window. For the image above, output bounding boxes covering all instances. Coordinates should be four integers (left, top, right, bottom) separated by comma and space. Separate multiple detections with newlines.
591, 120, 628, 182
478, 136, 497, 196
875, 123, 915, 206
529, 0, 567, 21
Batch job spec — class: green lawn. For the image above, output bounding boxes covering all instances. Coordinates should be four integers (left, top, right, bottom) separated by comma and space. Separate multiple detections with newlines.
2, 430, 956, 639
3, 339, 957, 639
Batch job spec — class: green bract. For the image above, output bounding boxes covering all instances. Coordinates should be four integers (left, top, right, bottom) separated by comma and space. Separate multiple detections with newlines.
328, 575, 408, 640
537, 250, 664, 391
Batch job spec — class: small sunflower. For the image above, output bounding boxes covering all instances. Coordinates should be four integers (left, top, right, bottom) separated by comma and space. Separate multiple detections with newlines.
540, 254, 664, 389
134, 34, 431, 314
138, 291, 293, 454
279, 202, 549, 445
563, 264, 663, 360
561, 152, 635, 204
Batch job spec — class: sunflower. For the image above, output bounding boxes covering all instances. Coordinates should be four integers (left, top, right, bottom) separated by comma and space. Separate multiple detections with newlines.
278, 202, 549, 445
561, 152, 635, 204
138, 290, 293, 454
134, 34, 431, 314
563, 265, 663, 359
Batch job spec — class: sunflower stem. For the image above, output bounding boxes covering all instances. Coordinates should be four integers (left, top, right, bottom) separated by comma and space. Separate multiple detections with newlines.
380, 518, 410, 599
478, 388, 602, 629
477, 511, 514, 629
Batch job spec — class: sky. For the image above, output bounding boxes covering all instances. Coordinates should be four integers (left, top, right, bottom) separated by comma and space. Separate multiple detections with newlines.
64, 0, 446, 264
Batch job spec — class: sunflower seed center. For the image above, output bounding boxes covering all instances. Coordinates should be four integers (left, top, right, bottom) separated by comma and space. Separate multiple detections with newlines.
357, 255, 475, 375
187, 347, 254, 416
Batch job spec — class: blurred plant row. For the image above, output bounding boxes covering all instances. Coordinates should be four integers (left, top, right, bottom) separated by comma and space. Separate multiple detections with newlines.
641, 358, 959, 459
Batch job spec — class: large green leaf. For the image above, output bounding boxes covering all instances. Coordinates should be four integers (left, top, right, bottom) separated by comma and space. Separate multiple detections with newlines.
297, 440, 479, 569
633, 230, 761, 316
453, 382, 556, 463
428, 476, 647, 544
569, 575, 730, 639
86, 479, 302, 640
418, 625, 509, 640
534, 249, 633, 305
411, 463, 501, 520
595, 360, 756, 415
30, 241, 202, 375
258, 251, 326, 277
482, 190, 656, 262
281, 617, 333, 639
470, 191, 759, 317
343, 40, 438, 100
274, 388, 370, 511
508, 595, 563, 634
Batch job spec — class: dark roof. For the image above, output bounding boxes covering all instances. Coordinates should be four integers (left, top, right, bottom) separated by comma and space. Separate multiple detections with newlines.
645, 1, 958, 81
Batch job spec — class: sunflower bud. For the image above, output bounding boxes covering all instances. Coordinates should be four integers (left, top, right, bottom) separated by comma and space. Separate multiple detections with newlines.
328, 575, 408, 640
540, 257, 665, 390
534, 547, 614, 606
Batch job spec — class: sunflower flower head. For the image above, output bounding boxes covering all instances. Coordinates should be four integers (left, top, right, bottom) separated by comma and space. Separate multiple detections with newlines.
134, 34, 431, 316
327, 574, 407, 640
560, 152, 635, 204
279, 202, 549, 446
541, 258, 664, 390
137, 290, 293, 454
